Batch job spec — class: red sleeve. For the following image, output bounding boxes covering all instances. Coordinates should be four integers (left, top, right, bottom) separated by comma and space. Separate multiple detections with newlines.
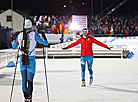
92, 37, 107, 48
67, 38, 81, 49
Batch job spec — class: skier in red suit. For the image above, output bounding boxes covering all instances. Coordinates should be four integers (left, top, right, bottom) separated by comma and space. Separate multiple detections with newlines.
63, 28, 111, 87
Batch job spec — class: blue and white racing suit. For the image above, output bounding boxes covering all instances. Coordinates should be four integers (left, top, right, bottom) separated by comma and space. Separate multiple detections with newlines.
12, 30, 48, 98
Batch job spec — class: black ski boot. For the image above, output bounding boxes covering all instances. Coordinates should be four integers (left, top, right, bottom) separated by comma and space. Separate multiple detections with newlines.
89, 77, 93, 85
24, 99, 28, 102
27, 95, 32, 102
81, 79, 86, 87
24, 92, 28, 102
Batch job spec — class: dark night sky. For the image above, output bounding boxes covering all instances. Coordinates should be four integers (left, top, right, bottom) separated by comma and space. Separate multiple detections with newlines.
0, 0, 138, 16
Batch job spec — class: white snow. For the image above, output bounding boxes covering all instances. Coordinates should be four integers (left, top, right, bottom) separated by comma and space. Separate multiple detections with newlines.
0, 38, 138, 102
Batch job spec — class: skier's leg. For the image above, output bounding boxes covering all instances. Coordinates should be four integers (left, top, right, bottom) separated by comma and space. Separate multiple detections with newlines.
87, 56, 93, 85
21, 69, 28, 99
20, 58, 28, 100
87, 56, 93, 78
27, 58, 36, 101
80, 57, 86, 80
80, 57, 86, 87
27, 71, 34, 96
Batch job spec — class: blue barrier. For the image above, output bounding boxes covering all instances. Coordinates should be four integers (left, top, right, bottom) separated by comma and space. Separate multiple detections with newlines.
110, 38, 116, 42
123, 49, 127, 51
6, 61, 15, 67
127, 53, 132, 59
130, 51, 134, 55
127, 51, 134, 59
109, 37, 137, 43
103, 40, 107, 43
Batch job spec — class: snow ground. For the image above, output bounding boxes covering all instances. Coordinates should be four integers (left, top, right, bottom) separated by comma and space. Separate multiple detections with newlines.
0, 38, 138, 102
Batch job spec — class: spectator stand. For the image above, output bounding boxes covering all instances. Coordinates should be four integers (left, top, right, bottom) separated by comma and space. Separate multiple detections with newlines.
89, 15, 138, 37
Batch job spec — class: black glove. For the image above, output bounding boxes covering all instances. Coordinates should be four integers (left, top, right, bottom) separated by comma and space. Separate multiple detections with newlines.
42, 33, 47, 41
107, 46, 112, 50
62, 47, 68, 50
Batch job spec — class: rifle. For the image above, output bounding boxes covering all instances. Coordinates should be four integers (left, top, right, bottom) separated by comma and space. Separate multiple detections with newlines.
21, 16, 29, 65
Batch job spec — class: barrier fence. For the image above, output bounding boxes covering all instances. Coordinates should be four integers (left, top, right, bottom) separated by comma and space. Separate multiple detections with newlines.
48, 40, 128, 59
0, 51, 17, 69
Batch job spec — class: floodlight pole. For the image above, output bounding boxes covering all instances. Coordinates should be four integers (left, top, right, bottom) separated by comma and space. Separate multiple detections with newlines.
101, 0, 103, 16
91, 0, 94, 18
11, 0, 13, 31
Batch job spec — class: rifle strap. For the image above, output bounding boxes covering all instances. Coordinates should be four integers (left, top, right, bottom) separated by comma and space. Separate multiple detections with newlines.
28, 49, 35, 56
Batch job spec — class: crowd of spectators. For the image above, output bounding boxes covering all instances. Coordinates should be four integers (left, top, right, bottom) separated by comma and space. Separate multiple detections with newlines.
34, 15, 71, 33
89, 15, 138, 37
34, 14, 138, 37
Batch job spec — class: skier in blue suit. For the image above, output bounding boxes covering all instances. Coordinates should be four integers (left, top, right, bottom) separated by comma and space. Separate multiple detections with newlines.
12, 19, 48, 102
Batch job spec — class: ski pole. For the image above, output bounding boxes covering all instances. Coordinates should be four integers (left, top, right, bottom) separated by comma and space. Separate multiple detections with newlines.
10, 48, 19, 102
43, 47, 50, 102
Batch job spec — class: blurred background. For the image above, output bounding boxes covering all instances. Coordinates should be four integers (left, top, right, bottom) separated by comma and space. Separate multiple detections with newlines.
0, 0, 138, 48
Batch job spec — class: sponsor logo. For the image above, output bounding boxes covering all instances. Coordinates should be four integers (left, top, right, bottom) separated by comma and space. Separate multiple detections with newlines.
81, 61, 85, 65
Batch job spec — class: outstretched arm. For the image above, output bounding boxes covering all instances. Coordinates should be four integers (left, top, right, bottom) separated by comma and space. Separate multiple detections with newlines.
92, 37, 107, 48
62, 38, 81, 50
35, 33, 48, 46
67, 38, 81, 49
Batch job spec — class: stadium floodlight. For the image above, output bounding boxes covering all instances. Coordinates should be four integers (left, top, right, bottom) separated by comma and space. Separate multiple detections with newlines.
82, 2, 85, 5
64, 5, 67, 8
70, 23, 78, 30
111, 8, 115, 12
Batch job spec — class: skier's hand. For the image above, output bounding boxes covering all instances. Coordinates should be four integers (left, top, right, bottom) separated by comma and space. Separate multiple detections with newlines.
107, 46, 113, 50
42, 45, 48, 47
42, 33, 47, 41
62, 47, 68, 50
